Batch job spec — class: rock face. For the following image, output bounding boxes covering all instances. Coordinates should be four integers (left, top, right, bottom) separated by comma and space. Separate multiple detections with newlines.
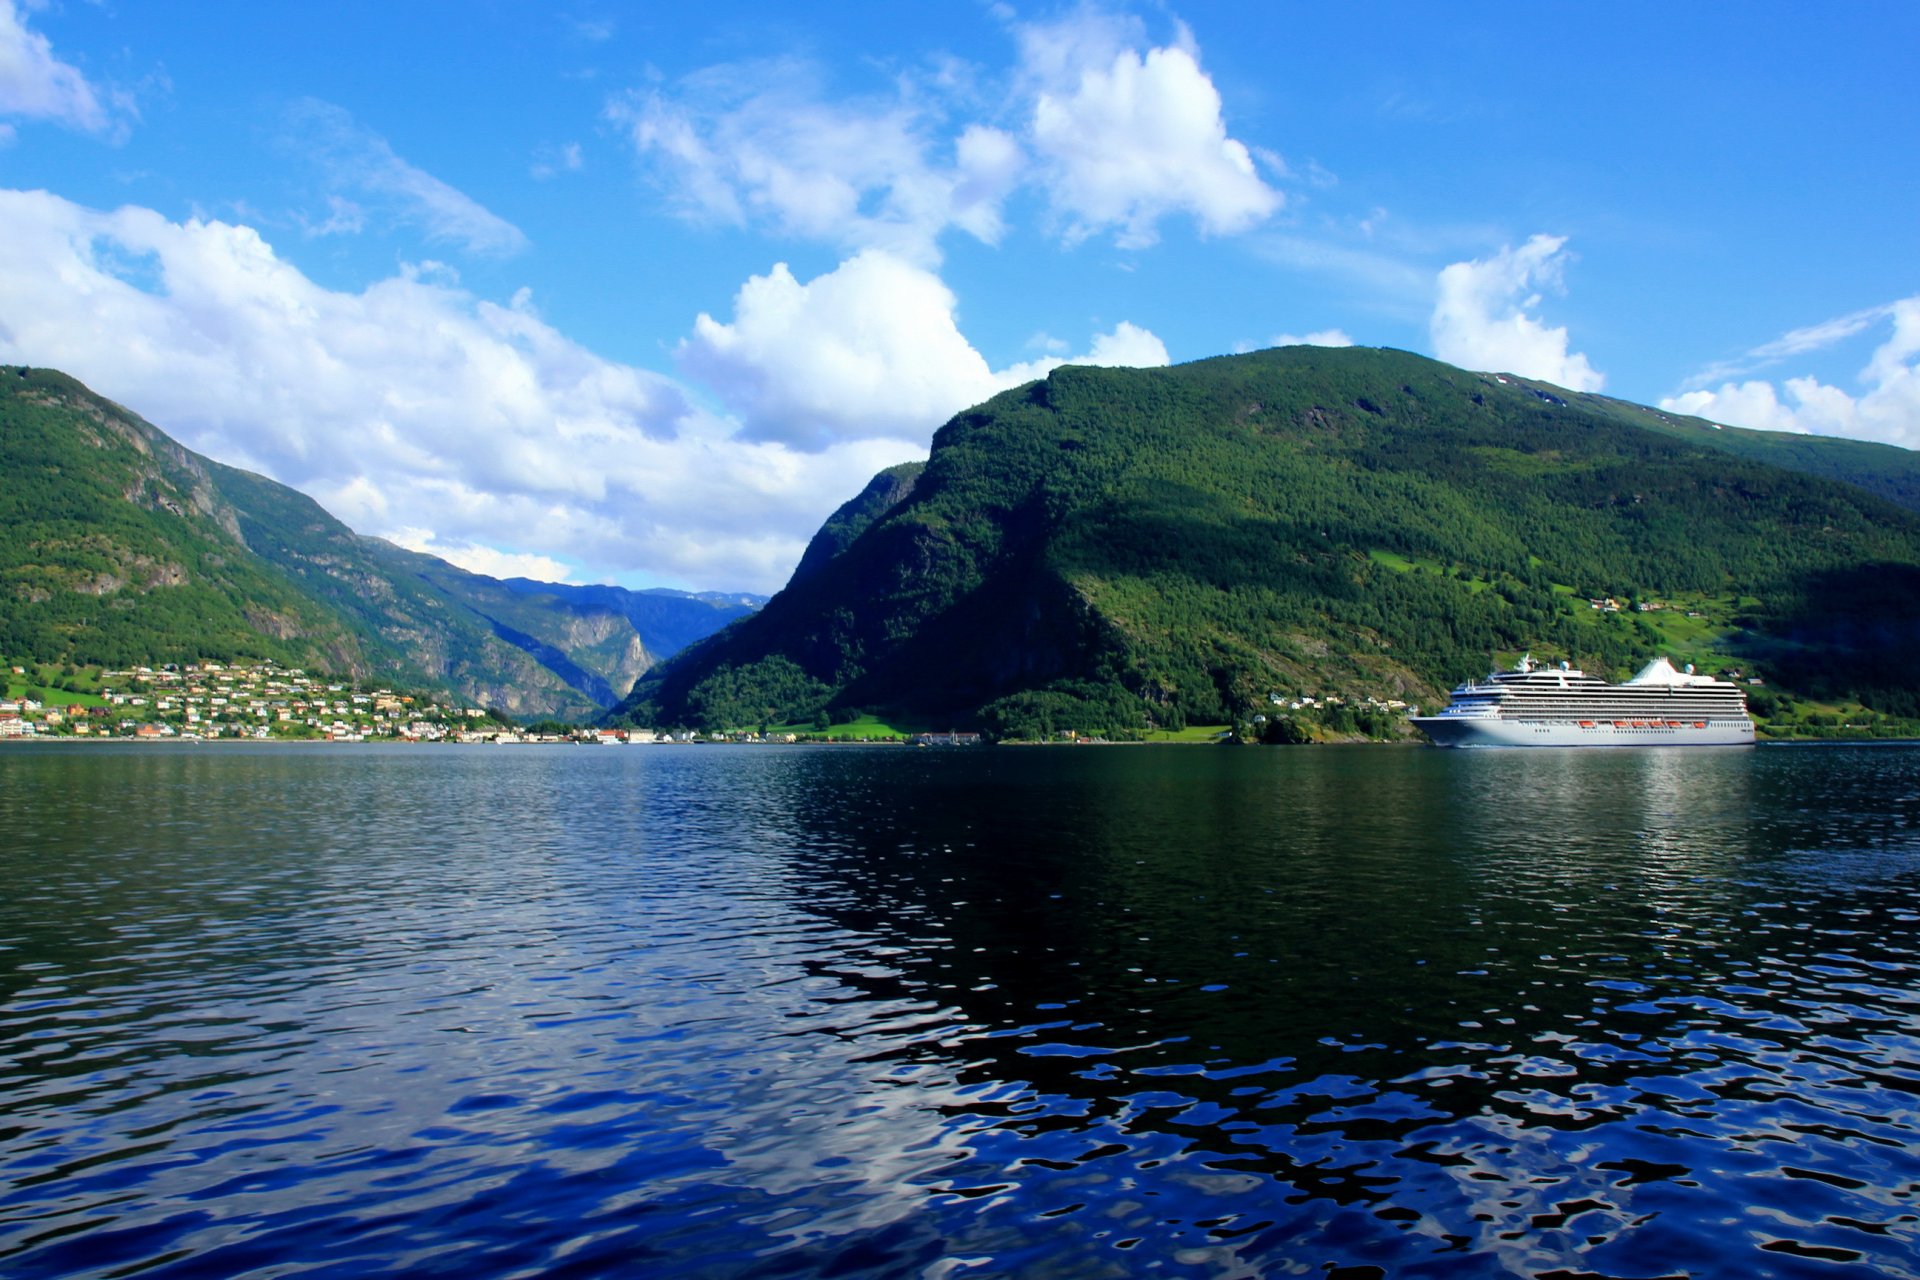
1, 366, 760, 718
615, 346, 1920, 736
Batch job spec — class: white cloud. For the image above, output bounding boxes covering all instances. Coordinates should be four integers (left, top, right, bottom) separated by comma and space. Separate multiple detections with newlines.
678, 250, 1001, 446
1430, 234, 1603, 392
283, 99, 528, 256
1661, 297, 1920, 447
0, 0, 131, 137
0, 189, 921, 593
677, 249, 1168, 447
1678, 299, 1905, 391
1270, 329, 1353, 348
1761, 305, 1893, 363
530, 141, 584, 181
388, 529, 580, 583
1019, 16, 1281, 248
950, 123, 1025, 245
993, 319, 1171, 387
302, 194, 366, 238
607, 62, 1020, 266
1661, 381, 1803, 433
613, 12, 1278, 260
1087, 319, 1171, 365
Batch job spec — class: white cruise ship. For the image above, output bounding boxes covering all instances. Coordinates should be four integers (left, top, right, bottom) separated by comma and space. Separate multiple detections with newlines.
1411, 655, 1755, 748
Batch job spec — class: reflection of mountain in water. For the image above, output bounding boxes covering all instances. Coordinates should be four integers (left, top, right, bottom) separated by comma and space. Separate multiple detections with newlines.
10, 744, 1919, 1278
758, 747, 1769, 1081
741, 745, 1920, 1272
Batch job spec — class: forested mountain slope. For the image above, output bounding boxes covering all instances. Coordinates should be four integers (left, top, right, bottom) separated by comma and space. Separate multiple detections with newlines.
616, 346, 1920, 736
1, 366, 757, 718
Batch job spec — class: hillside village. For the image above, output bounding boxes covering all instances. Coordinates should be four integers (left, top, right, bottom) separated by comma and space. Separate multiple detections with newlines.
0, 661, 672, 744
1, 659, 996, 745
0, 660, 887, 745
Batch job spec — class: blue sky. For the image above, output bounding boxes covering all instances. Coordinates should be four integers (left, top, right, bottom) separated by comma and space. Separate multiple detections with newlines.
2, 1, 1916, 593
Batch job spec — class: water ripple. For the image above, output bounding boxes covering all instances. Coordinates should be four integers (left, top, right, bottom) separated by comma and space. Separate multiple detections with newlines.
3, 742, 1920, 1276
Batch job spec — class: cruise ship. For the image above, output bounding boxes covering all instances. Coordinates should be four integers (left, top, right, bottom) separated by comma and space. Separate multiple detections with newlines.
1411, 655, 1755, 747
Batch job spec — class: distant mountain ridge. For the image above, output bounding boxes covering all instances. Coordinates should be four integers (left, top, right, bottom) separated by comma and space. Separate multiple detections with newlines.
1506, 379, 1920, 513
615, 346, 1920, 736
0, 366, 762, 718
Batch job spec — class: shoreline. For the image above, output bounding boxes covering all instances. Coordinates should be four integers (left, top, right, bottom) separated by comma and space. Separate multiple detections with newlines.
9, 733, 1920, 750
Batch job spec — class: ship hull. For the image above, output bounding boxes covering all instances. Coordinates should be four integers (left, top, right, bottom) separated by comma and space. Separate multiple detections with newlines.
1411, 717, 1754, 748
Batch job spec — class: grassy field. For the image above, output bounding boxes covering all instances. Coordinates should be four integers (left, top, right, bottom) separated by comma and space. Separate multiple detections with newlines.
768, 714, 915, 741
1366, 549, 1493, 592
1600, 592, 1745, 673
1485, 588, 1751, 681
1363, 557, 1749, 694
1141, 724, 1234, 743
1751, 695, 1920, 740
4, 678, 110, 708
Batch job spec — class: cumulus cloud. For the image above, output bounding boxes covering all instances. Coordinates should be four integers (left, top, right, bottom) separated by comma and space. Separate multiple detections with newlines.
283, 99, 528, 256
1270, 329, 1353, 348
613, 12, 1278, 260
677, 249, 1168, 447
1661, 297, 1920, 447
1086, 320, 1171, 365
1018, 15, 1281, 248
607, 61, 1021, 265
993, 320, 1171, 387
0, 0, 128, 136
1430, 234, 1603, 392
678, 250, 1004, 446
0, 189, 918, 593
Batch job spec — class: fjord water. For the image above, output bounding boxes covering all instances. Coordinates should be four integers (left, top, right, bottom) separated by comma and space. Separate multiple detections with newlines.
2, 744, 1918, 1278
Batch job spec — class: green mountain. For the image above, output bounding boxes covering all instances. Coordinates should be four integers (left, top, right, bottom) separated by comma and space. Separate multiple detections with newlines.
1, 366, 759, 718
788, 461, 924, 586
615, 346, 1920, 737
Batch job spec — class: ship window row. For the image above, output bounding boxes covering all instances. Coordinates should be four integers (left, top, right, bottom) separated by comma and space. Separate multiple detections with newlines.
1486, 694, 1743, 708
1494, 706, 1747, 718
1507, 700, 1746, 710
1489, 694, 1751, 706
